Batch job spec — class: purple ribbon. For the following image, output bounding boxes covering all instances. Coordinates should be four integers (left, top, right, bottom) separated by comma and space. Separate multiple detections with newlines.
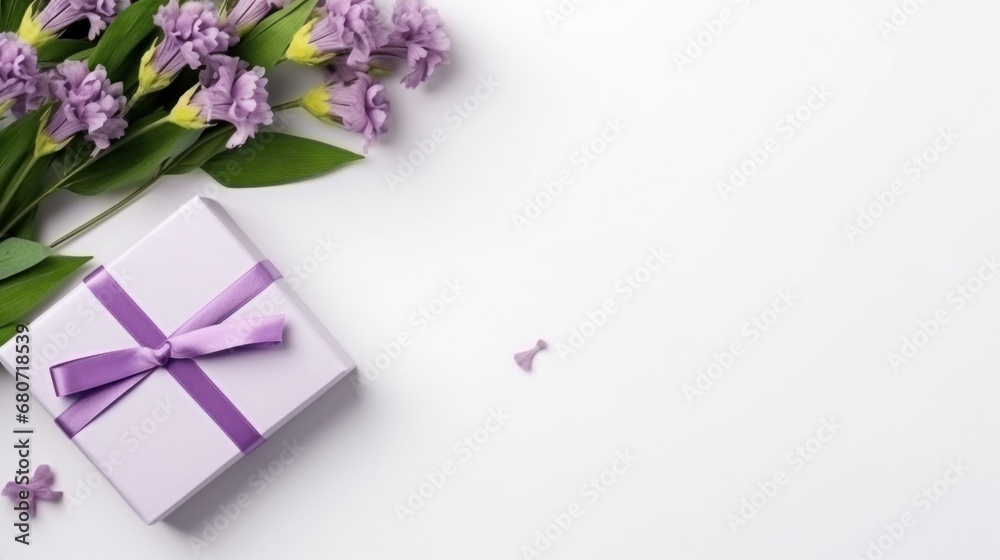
50, 261, 285, 454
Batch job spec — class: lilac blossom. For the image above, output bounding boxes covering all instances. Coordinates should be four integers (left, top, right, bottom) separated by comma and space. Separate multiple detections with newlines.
39, 61, 127, 155
0, 34, 44, 118
286, 0, 388, 67
226, 0, 290, 35
169, 55, 272, 148
301, 70, 388, 151
21, 0, 128, 44
139, 0, 236, 95
372, 0, 450, 89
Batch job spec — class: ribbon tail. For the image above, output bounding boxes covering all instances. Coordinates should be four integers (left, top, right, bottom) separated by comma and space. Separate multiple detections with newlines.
55, 372, 153, 438
51, 348, 160, 397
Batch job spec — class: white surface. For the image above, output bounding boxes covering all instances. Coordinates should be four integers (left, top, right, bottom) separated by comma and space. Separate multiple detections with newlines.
3, 0, 1000, 558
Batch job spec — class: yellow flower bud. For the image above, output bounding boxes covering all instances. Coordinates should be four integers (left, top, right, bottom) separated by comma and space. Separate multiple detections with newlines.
284, 18, 332, 66
300, 84, 332, 120
18, 9, 54, 47
167, 85, 208, 130
35, 132, 69, 158
137, 42, 174, 99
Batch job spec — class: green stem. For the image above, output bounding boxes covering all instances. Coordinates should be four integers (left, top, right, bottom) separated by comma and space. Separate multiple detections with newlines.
48, 129, 194, 248
50, 179, 156, 249
0, 155, 40, 228
0, 116, 169, 239
125, 91, 146, 114
272, 100, 301, 112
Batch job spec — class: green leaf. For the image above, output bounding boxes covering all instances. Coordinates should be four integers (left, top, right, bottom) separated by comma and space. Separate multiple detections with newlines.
0, 109, 41, 185
11, 209, 37, 240
0, 110, 44, 229
0, 0, 32, 32
202, 133, 362, 188
64, 120, 202, 195
0, 322, 17, 346
167, 125, 233, 175
0, 238, 51, 282
37, 39, 93, 65
88, 0, 168, 82
3, 152, 53, 236
233, 0, 318, 69
0, 255, 90, 326
68, 47, 94, 61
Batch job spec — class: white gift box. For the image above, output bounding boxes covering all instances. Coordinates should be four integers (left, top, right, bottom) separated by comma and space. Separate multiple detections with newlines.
0, 197, 355, 524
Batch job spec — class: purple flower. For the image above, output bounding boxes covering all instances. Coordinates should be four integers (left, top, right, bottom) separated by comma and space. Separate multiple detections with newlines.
21, 0, 128, 44
39, 61, 127, 155
0, 34, 44, 118
286, 0, 388, 67
226, 0, 290, 35
139, 0, 236, 95
169, 55, 272, 148
301, 70, 388, 151
372, 0, 449, 89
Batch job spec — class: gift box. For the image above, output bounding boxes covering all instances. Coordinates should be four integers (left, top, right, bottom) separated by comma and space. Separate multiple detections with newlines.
0, 197, 355, 524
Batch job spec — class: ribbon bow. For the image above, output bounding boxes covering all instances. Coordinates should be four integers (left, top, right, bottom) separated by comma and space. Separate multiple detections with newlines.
51, 316, 284, 397
2, 465, 63, 517
49, 261, 285, 454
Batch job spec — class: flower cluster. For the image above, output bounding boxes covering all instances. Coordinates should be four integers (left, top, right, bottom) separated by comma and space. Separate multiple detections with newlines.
288, 0, 450, 90
375, 0, 450, 89
287, 0, 388, 67
169, 55, 273, 148
0, 34, 44, 119
3, 0, 450, 156
37, 60, 127, 156
138, 0, 236, 97
286, 0, 450, 151
0, 0, 455, 333
301, 70, 388, 150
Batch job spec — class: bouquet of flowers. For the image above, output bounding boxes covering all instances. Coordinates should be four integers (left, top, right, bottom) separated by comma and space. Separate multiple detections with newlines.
0, 0, 450, 345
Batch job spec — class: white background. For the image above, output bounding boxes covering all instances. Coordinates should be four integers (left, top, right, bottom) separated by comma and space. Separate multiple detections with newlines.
4, 0, 1000, 558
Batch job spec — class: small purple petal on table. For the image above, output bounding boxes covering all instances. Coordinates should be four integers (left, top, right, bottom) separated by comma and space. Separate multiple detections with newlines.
514, 339, 547, 372
2, 464, 63, 517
